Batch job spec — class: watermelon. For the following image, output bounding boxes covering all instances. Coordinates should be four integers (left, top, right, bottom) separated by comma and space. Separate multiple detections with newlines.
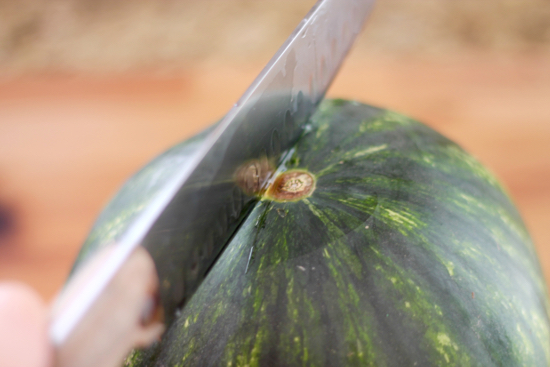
74, 99, 550, 366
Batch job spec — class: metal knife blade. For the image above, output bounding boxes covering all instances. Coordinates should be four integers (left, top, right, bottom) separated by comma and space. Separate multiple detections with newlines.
50, 0, 375, 356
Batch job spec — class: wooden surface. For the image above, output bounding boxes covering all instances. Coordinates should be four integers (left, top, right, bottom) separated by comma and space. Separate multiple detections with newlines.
0, 53, 549, 300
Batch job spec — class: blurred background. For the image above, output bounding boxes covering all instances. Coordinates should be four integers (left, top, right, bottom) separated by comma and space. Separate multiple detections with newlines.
0, 0, 549, 300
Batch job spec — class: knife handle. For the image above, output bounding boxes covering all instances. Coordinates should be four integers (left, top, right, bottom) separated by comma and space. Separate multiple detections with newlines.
50, 246, 164, 367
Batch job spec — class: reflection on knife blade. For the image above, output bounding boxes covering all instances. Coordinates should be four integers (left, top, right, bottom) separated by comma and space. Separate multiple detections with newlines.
49, 0, 375, 366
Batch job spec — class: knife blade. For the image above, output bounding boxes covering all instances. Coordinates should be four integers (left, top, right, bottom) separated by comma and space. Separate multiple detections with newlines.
49, 0, 375, 365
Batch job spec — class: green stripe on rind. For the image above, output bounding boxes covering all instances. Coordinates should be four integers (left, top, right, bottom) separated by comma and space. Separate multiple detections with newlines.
77, 99, 549, 366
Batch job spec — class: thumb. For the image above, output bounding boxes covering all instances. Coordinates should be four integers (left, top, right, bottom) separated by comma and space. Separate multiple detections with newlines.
0, 282, 53, 367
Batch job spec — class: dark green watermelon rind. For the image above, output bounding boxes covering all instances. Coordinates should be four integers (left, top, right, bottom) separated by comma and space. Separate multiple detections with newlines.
87, 99, 549, 366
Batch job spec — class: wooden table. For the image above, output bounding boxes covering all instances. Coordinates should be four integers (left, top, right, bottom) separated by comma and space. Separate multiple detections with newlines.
0, 52, 549, 300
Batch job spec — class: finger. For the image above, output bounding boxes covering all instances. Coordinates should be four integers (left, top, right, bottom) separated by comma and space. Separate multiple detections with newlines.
0, 281, 53, 367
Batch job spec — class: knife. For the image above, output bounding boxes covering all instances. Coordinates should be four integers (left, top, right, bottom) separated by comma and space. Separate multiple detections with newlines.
49, 0, 375, 366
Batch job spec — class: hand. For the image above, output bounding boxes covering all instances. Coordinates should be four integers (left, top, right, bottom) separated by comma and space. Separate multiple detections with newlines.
0, 282, 53, 367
